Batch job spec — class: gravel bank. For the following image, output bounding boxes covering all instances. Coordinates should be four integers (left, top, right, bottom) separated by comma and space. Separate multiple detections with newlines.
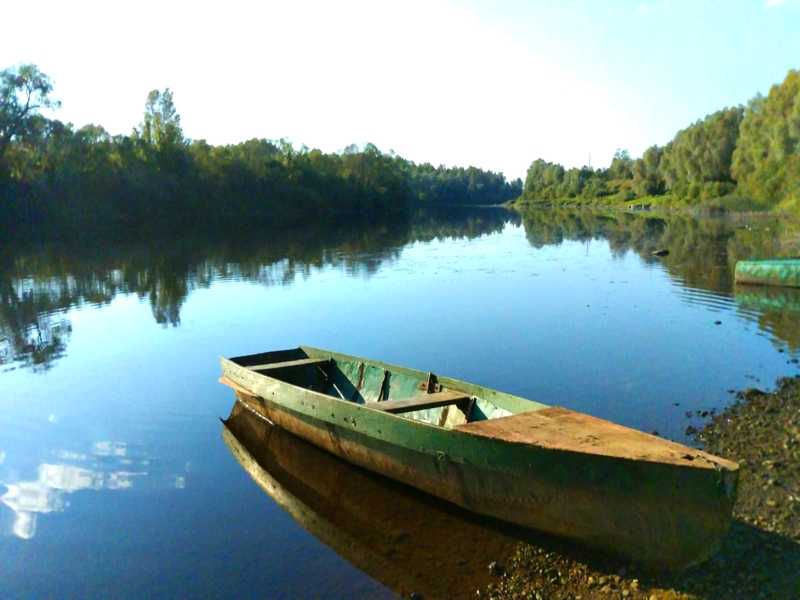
482, 377, 800, 599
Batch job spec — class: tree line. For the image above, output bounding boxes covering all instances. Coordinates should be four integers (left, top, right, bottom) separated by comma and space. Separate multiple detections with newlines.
516, 69, 800, 210
0, 65, 521, 236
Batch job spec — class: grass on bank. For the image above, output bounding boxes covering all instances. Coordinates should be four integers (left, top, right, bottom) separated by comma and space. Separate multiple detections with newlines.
508, 191, 799, 215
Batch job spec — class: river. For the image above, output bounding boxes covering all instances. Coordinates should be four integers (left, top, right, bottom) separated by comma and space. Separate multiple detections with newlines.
1, 207, 799, 598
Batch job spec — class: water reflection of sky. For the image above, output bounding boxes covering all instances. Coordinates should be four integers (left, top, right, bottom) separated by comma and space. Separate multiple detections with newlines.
1, 210, 800, 597
0, 441, 155, 539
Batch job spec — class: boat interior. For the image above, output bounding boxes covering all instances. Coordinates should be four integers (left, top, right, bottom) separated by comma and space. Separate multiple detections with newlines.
224, 347, 744, 468
229, 347, 516, 429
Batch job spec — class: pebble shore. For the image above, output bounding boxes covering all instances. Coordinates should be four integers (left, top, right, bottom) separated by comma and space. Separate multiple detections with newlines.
481, 377, 800, 599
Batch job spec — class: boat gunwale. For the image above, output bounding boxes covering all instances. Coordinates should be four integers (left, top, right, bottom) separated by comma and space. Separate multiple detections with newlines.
220, 351, 736, 473
220, 355, 492, 439
227, 345, 548, 415
298, 344, 549, 414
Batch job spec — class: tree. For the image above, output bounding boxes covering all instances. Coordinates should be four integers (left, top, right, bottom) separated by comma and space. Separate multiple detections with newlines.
657, 106, 743, 199
608, 149, 633, 181
136, 88, 184, 151
0, 64, 60, 167
522, 159, 565, 201
632, 145, 665, 196
732, 70, 800, 205
561, 168, 584, 197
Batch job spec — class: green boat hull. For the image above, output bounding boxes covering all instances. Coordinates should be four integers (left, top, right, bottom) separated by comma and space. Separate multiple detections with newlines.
220, 346, 738, 570
734, 259, 800, 288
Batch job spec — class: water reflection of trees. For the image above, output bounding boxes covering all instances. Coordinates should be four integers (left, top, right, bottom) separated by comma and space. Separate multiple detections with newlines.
518, 207, 800, 349
0, 276, 72, 371
0, 209, 518, 370
518, 208, 799, 290
410, 207, 518, 242
7, 206, 798, 370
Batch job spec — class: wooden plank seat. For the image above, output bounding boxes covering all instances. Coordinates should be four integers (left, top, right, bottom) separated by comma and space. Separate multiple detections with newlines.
370, 390, 472, 414
247, 357, 330, 372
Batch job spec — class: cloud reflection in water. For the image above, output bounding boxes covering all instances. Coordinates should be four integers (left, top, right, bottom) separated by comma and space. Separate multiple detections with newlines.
0, 442, 147, 539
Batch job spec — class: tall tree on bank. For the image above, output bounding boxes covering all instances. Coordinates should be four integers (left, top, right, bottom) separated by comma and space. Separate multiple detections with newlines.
0, 64, 60, 174
632, 145, 665, 197
659, 106, 743, 200
732, 69, 800, 207
136, 88, 185, 151
608, 149, 634, 181
131, 88, 189, 211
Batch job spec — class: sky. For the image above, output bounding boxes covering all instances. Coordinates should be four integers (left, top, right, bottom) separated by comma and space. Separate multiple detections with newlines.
1, 0, 799, 180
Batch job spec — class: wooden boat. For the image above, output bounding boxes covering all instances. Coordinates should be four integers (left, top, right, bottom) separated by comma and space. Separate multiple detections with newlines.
735, 258, 800, 288
219, 346, 739, 569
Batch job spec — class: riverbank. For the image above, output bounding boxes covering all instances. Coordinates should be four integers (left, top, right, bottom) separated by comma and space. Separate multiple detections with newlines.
507, 193, 785, 214
507, 194, 672, 211
482, 378, 800, 599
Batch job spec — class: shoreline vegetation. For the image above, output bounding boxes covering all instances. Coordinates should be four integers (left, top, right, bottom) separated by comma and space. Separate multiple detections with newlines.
0, 64, 521, 239
509, 69, 799, 214
2, 65, 798, 241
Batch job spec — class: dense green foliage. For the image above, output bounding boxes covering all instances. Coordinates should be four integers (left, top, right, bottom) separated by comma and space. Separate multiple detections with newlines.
516, 69, 800, 210
0, 64, 60, 168
395, 160, 522, 206
732, 70, 800, 208
659, 106, 743, 200
0, 64, 519, 235
3, 63, 798, 234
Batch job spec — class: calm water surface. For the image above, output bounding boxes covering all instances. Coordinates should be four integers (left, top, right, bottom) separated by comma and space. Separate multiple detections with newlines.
1, 208, 799, 598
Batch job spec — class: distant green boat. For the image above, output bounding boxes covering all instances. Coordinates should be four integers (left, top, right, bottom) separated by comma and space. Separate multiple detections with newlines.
734, 259, 800, 288
220, 346, 739, 570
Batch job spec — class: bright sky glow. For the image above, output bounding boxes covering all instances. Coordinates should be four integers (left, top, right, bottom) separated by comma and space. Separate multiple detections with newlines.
1, 0, 798, 179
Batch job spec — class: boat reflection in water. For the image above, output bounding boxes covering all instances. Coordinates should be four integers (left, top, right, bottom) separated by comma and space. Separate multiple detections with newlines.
735, 284, 800, 350
222, 400, 537, 600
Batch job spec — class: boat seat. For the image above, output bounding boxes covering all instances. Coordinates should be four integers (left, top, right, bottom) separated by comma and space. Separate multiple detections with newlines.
247, 357, 329, 372
370, 390, 472, 414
